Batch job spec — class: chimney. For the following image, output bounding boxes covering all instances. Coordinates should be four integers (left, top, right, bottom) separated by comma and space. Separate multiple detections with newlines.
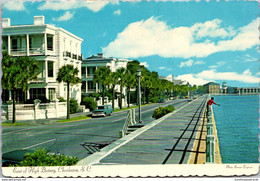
97, 53, 103, 58
2, 18, 10, 28
34, 16, 45, 25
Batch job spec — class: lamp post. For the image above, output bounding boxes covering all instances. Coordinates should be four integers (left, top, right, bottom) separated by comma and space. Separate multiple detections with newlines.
137, 69, 142, 123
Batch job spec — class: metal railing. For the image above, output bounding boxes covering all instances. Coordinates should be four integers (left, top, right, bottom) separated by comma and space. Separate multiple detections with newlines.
119, 108, 136, 138
206, 103, 215, 163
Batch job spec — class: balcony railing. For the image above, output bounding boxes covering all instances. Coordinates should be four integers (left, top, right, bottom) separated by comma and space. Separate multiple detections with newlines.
63, 51, 83, 61
10, 48, 26, 56
29, 47, 44, 55
87, 74, 94, 78
87, 89, 96, 93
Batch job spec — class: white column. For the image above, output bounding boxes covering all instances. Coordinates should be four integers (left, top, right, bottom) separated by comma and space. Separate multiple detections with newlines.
8, 35, 11, 54
44, 33, 47, 55
46, 88, 49, 99
96, 83, 98, 92
9, 90, 11, 100
26, 34, 30, 56
27, 89, 30, 100
86, 81, 88, 93
45, 60, 48, 82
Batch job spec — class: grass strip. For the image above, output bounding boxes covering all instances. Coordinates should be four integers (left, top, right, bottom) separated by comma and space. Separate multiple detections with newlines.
113, 103, 153, 112
57, 115, 91, 123
2, 122, 31, 126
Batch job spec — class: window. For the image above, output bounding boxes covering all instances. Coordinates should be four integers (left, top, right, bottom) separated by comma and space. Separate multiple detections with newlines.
48, 88, 55, 101
12, 39, 18, 51
29, 88, 46, 100
48, 61, 54, 77
81, 67, 86, 76
88, 81, 96, 90
47, 36, 53, 51
29, 37, 32, 49
81, 81, 86, 91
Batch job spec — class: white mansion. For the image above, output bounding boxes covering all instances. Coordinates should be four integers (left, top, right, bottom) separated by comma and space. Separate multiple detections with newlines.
81, 53, 130, 107
2, 16, 83, 103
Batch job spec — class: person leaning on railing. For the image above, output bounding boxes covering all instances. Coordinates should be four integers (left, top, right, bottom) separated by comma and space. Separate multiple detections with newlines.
207, 97, 220, 116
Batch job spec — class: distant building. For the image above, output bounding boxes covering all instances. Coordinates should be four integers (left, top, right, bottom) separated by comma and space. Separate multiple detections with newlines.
159, 75, 183, 85
203, 82, 220, 94
237, 87, 260, 94
227, 87, 238, 94
1, 16, 83, 103
81, 53, 130, 107
222, 82, 227, 94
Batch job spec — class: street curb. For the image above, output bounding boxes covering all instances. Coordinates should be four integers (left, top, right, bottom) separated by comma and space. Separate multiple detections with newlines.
76, 98, 198, 166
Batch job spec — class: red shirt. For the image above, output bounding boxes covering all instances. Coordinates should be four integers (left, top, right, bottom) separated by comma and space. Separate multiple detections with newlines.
207, 99, 216, 105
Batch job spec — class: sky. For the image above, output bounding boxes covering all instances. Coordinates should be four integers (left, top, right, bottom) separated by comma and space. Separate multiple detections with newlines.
2, 0, 259, 87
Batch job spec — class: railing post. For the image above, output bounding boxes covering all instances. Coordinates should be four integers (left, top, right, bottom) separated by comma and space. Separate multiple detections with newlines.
119, 130, 124, 138
34, 99, 41, 120
129, 109, 133, 125
207, 122, 213, 135
132, 108, 136, 124
206, 135, 215, 163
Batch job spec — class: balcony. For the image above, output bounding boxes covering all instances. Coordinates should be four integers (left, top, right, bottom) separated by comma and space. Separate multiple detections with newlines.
29, 47, 44, 56
63, 51, 83, 61
10, 48, 26, 56
87, 89, 96, 93
29, 77, 46, 84
87, 74, 94, 78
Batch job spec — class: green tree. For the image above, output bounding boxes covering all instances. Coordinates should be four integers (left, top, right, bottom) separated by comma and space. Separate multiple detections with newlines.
109, 71, 119, 110
2, 52, 39, 123
57, 65, 81, 119
124, 70, 136, 107
115, 67, 127, 109
93, 66, 111, 105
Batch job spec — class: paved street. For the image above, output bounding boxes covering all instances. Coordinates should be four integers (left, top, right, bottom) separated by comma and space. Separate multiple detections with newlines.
2, 99, 188, 160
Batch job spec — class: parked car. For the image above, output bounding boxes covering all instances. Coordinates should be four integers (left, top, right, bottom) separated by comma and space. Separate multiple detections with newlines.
92, 105, 113, 117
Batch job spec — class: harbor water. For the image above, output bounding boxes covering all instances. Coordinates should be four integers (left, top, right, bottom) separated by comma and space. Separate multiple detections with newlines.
213, 95, 259, 163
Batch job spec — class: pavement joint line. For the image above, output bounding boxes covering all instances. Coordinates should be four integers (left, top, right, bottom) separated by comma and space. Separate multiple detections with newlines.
22, 139, 56, 150
76, 98, 198, 166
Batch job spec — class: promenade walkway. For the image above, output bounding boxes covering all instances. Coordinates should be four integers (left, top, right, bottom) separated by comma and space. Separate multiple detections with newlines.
77, 95, 209, 165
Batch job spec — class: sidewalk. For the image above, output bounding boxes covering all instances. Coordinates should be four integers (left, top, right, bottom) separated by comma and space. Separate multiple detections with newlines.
2, 111, 92, 125
77, 96, 208, 165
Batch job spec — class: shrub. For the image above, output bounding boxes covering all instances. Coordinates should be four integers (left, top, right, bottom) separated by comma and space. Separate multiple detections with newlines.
70, 98, 79, 114
81, 97, 97, 111
58, 97, 66, 102
152, 105, 175, 119
24, 95, 50, 104
16, 148, 78, 166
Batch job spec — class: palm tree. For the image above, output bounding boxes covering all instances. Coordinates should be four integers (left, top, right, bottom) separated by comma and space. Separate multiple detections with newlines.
93, 66, 111, 105
57, 65, 81, 119
115, 67, 126, 109
109, 71, 119, 110
124, 71, 136, 107
2, 52, 39, 123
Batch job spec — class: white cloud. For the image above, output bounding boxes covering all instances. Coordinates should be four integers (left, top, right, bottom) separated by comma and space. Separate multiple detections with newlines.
176, 74, 209, 86
194, 60, 205, 65
196, 69, 259, 84
179, 59, 194, 68
38, 1, 109, 12
192, 19, 236, 39
102, 17, 258, 59
208, 61, 226, 69
176, 68, 260, 86
159, 67, 166, 70
140, 61, 149, 67
52, 11, 74, 22
113, 10, 121, 15
3, 1, 25, 11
